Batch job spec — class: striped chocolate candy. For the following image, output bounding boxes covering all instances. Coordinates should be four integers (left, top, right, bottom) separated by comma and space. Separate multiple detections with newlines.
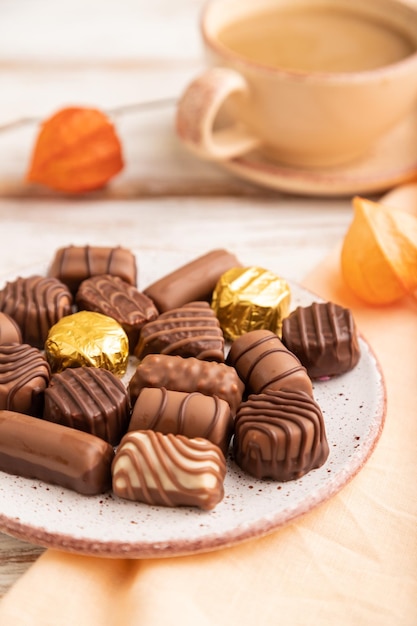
282, 301, 360, 378
44, 366, 130, 446
112, 431, 226, 510
227, 329, 313, 397
0, 275, 72, 348
234, 389, 329, 481
0, 343, 50, 416
129, 387, 233, 455
135, 301, 224, 362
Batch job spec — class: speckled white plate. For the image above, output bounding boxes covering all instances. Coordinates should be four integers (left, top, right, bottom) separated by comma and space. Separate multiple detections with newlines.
0, 252, 386, 558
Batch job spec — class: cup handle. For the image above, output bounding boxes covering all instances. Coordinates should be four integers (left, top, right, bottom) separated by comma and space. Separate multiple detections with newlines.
176, 67, 261, 161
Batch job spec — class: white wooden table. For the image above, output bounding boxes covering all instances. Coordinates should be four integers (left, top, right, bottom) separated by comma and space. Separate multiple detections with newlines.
0, 0, 378, 596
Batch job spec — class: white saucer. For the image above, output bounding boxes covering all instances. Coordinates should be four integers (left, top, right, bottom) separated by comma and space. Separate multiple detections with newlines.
220, 108, 417, 197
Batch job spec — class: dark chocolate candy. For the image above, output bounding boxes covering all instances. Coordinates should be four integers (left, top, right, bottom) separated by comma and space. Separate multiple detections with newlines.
128, 353, 244, 416
129, 387, 233, 455
0, 275, 73, 348
76, 274, 158, 352
134, 301, 224, 362
227, 329, 313, 397
44, 366, 131, 446
0, 343, 51, 416
0, 410, 114, 495
112, 431, 226, 510
143, 249, 241, 312
48, 245, 137, 294
0, 312, 22, 345
233, 389, 329, 481
282, 301, 361, 378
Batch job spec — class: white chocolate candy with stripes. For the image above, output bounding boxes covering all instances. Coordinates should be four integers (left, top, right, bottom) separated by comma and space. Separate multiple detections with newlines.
112, 431, 226, 510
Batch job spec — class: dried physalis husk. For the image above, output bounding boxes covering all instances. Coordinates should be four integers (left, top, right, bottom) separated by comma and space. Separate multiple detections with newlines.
341, 196, 417, 305
26, 107, 123, 193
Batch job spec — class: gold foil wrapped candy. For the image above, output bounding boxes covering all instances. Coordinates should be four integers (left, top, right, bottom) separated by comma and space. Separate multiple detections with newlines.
211, 267, 291, 341
45, 311, 129, 375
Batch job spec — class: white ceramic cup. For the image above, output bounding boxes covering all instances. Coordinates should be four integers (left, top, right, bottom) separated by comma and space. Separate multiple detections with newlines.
176, 0, 417, 168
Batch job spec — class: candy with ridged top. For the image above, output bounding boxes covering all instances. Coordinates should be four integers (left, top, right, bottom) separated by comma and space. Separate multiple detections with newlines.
282, 301, 360, 378
0, 275, 73, 348
76, 273, 158, 352
0, 343, 50, 416
134, 301, 224, 362
234, 389, 329, 481
44, 367, 131, 445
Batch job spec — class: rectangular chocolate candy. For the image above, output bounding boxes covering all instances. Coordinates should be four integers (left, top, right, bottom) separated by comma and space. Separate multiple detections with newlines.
0, 410, 114, 495
143, 249, 241, 312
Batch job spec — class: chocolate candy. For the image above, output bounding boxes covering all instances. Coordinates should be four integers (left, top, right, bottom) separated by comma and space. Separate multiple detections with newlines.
0, 312, 22, 344
128, 353, 244, 416
0, 343, 51, 416
45, 311, 129, 376
0, 275, 73, 348
282, 301, 361, 378
227, 329, 313, 397
112, 431, 226, 510
44, 367, 131, 446
134, 301, 224, 362
48, 245, 137, 294
233, 389, 329, 481
144, 248, 241, 312
0, 410, 114, 495
211, 266, 291, 341
76, 274, 158, 352
128, 388, 233, 455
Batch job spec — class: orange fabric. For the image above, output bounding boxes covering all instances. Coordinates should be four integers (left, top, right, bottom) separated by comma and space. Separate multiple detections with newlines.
1, 249, 416, 626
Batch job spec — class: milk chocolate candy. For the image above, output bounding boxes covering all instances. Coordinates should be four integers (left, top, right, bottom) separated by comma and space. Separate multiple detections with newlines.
282, 301, 361, 378
135, 301, 224, 362
129, 388, 233, 455
212, 266, 291, 341
0, 312, 22, 345
234, 389, 329, 481
76, 274, 158, 351
0, 343, 51, 416
112, 431, 226, 510
0, 275, 73, 348
0, 410, 114, 495
128, 353, 244, 416
45, 311, 129, 376
44, 367, 131, 446
227, 329, 313, 397
143, 248, 241, 313
48, 245, 137, 294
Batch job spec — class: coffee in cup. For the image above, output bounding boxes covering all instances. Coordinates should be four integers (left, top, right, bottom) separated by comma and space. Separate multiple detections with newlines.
176, 0, 417, 168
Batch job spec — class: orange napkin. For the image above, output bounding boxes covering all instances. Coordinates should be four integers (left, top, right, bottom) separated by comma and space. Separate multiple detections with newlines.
1, 249, 416, 626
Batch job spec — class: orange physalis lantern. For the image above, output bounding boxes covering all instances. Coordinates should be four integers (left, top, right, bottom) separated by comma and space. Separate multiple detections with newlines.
26, 107, 124, 193
341, 196, 417, 305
